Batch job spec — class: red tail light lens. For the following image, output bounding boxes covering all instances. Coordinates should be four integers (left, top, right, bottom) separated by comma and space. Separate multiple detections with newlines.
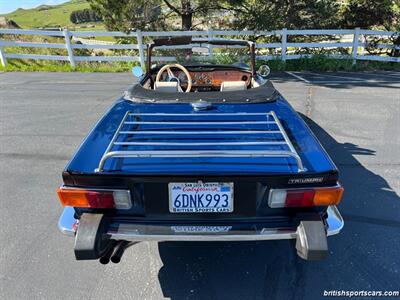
268, 185, 344, 208
285, 189, 315, 207
57, 186, 131, 209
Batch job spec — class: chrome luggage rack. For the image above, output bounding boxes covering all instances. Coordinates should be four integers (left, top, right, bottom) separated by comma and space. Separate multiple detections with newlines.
95, 111, 305, 173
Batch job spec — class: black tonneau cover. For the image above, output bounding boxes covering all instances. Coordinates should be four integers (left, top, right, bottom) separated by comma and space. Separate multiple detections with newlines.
124, 81, 279, 103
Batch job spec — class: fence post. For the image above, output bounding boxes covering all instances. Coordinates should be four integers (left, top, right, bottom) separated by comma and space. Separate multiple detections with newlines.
281, 28, 287, 62
0, 46, 7, 67
63, 28, 76, 68
136, 30, 145, 69
207, 28, 214, 57
352, 27, 360, 64
360, 31, 366, 55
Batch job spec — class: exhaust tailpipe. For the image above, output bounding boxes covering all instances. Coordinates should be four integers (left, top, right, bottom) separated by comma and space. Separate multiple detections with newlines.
111, 241, 129, 264
99, 243, 116, 265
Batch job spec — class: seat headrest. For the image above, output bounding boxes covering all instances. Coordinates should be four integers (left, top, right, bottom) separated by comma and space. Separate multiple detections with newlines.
220, 81, 247, 91
154, 81, 179, 92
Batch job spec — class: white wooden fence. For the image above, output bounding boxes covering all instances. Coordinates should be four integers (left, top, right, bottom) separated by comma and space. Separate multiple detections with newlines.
0, 28, 399, 68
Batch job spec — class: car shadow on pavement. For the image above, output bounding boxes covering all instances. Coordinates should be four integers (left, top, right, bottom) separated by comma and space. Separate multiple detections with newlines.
157, 115, 400, 300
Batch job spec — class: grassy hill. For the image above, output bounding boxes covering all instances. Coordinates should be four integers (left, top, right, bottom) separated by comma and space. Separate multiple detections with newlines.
0, 0, 99, 29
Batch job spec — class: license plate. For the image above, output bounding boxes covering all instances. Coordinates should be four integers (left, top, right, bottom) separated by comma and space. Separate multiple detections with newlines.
169, 182, 233, 213
171, 226, 232, 233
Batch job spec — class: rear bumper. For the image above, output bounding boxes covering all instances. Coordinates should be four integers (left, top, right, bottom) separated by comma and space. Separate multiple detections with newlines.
58, 205, 344, 241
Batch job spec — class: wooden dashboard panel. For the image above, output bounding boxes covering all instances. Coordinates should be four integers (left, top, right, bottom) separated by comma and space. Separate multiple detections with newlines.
171, 70, 251, 88
155, 70, 251, 89
211, 70, 250, 87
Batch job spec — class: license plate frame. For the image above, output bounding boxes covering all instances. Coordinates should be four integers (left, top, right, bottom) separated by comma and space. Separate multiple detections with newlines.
168, 182, 234, 213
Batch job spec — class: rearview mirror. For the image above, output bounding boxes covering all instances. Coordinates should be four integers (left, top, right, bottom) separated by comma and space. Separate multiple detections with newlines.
192, 46, 209, 55
132, 66, 144, 78
258, 65, 270, 78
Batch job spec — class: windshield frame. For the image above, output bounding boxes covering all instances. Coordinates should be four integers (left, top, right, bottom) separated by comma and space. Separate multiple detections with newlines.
146, 37, 256, 76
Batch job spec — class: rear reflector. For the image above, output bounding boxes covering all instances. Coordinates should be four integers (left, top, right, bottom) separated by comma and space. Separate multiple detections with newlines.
57, 186, 131, 209
268, 185, 344, 208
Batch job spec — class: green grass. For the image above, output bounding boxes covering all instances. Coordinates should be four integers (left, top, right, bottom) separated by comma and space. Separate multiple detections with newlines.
1, 0, 91, 29
0, 59, 140, 72
1, 56, 398, 73
258, 56, 400, 72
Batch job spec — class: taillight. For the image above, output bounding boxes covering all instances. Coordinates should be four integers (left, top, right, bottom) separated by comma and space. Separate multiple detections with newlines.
57, 186, 132, 209
268, 185, 344, 208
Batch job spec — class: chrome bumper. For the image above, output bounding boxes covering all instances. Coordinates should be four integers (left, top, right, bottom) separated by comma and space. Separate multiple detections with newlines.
58, 206, 344, 241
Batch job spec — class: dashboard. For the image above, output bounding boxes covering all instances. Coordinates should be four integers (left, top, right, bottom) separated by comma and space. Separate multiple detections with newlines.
156, 69, 252, 91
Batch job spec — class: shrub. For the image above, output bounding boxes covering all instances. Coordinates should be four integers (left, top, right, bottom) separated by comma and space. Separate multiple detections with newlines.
70, 9, 102, 24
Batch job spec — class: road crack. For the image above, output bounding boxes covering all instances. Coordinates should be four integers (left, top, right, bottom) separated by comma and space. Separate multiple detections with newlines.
305, 86, 313, 117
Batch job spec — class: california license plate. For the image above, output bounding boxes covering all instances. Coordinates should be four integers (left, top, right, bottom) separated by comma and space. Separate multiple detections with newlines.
169, 182, 234, 213
171, 226, 232, 233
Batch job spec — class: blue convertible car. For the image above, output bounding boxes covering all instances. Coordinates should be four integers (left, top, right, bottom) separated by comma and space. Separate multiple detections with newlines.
57, 38, 344, 263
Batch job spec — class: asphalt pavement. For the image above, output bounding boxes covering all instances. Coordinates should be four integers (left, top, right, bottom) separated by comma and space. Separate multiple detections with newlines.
0, 71, 399, 300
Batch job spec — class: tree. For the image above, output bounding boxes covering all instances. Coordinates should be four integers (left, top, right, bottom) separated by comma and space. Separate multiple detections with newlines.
339, 0, 395, 29
88, 0, 163, 32
162, 0, 221, 30
88, 0, 399, 36
89, 0, 222, 31
339, 0, 399, 57
221, 0, 341, 31
70, 9, 102, 24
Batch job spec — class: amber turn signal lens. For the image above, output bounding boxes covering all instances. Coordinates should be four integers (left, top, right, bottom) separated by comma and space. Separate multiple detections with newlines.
313, 186, 344, 206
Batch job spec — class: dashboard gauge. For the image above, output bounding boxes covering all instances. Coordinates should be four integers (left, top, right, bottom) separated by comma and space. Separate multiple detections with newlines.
192, 73, 212, 85
178, 72, 188, 83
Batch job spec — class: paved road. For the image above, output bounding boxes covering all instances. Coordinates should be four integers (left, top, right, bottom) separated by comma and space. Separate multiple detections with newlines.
0, 71, 399, 300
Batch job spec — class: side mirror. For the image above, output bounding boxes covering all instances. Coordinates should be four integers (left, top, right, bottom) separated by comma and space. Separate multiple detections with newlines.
258, 65, 270, 78
132, 66, 144, 78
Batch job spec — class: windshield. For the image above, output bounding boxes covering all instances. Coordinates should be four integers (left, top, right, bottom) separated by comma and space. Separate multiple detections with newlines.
151, 45, 251, 66
147, 38, 255, 72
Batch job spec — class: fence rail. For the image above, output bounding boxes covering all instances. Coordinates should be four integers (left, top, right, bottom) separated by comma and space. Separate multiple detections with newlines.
0, 28, 399, 68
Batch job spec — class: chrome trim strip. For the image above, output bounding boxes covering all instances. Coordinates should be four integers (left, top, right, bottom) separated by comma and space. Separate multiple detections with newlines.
124, 121, 276, 125
270, 111, 304, 172
110, 229, 298, 241
119, 130, 282, 135
95, 111, 130, 172
114, 141, 287, 146
97, 150, 303, 172
128, 112, 272, 116
58, 205, 344, 240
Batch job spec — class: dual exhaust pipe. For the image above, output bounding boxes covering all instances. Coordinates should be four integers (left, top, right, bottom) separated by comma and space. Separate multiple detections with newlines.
99, 241, 130, 264
73, 213, 132, 263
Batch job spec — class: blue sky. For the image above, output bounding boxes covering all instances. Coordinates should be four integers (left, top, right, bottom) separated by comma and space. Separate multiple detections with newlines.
0, 0, 67, 14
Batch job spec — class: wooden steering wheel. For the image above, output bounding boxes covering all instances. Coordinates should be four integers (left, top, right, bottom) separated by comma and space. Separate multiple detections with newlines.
155, 63, 192, 93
